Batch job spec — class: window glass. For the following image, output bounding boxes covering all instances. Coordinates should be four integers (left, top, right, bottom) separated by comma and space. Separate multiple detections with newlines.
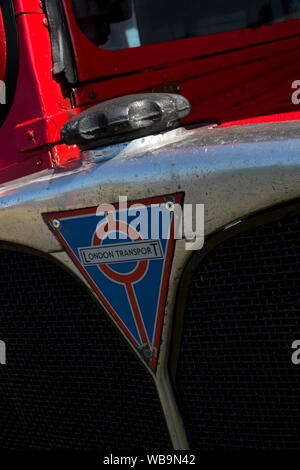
71, 0, 300, 50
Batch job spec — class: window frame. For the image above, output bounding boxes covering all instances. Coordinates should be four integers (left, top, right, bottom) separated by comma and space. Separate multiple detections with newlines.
63, 0, 300, 83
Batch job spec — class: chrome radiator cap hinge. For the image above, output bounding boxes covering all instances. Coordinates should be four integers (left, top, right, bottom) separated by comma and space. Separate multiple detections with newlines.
60, 93, 191, 149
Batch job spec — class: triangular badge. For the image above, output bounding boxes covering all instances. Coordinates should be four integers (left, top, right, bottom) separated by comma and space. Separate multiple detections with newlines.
43, 193, 183, 371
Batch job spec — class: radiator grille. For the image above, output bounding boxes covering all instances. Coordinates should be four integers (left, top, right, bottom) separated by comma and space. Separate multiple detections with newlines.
176, 210, 300, 450
0, 248, 170, 450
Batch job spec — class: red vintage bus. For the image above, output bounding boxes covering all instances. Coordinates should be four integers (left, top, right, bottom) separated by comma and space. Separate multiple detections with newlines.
0, 0, 299, 452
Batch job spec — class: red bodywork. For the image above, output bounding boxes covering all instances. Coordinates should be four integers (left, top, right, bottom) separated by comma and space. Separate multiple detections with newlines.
0, 0, 300, 184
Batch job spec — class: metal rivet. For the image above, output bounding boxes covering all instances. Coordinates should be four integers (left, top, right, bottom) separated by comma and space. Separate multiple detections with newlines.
52, 219, 61, 229
26, 130, 35, 141
165, 201, 175, 211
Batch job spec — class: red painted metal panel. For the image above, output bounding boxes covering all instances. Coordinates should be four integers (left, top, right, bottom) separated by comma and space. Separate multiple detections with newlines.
73, 36, 300, 127
0, 8, 80, 184
12, 0, 42, 15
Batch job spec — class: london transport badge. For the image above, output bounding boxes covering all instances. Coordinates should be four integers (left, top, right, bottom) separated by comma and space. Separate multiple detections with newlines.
43, 193, 183, 371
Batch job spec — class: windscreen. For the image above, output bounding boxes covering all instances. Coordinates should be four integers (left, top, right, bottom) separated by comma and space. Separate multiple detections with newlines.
71, 0, 300, 50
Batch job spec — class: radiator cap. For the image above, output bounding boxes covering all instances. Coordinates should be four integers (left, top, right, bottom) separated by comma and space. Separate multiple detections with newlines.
61, 93, 191, 149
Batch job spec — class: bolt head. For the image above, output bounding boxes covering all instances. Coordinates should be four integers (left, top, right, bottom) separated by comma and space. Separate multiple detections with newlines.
52, 219, 61, 229
26, 130, 35, 141
165, 201, 175, 212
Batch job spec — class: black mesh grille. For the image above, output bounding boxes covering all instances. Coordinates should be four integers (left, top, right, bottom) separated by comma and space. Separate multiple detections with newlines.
0, 248, 171, 450
176, 210, 300, 450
